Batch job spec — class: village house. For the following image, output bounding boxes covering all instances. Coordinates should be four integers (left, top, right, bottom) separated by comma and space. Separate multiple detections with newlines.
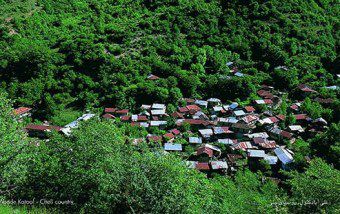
25, 124, 62, 138
13, 107, 32, 119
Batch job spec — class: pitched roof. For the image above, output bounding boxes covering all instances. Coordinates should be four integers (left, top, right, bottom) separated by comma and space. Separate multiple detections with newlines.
210, 161, 228, 170
25, 124, 62, 132
197, 147, 214, 157
104, 108, 116, 113
102, 113, 115, 119
147, 74, 160, 80
186, 105, 201, 111
248, 150, 266, 158
189, 137, 202, 144
294, 114, 307, 120
120, 115, 130, 121
242, 115, 259, 124
244, 106, 255, 112
274, 147, 294, 165
163, 132, 175, 139
280, 130, 293, 139
171, 111, 184, 118
147, 135, 162, 142
152, 103, 166, 109
234, 110, 246, 116
264, 99, 273, 104
276, 114, 286, 121
116, 109, 129, 114
227, 154, 243, 163
164, 143, 182, 151
13, 107, 32, 115
170, 129, 181, 135
213, 126, 233, 134
178, 107, 189, 113
196, 162, 210, 171
298, 84, 316, 93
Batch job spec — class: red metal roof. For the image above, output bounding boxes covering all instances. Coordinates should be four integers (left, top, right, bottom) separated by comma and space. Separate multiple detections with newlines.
147, 135, 162, 142
294, 114, 307, 120
264, 99, 273, 104
244, 106, 255, 112
276, 114, 286, 121
290, 104, 299, 110
13, 107, 31, 115
102, 113, 115, 119
120, 116, 130, 121
137, 115, 148, 121
171, 112, 184, 119
171, 129, 181, 135
280, 131, 293, 139
253, 137, 266, 145
196, 162, 210, 170
183, 98, 195, 103
104, 108, 116, 113
186, 105, 201, 111
178, 107, 189, 113
25, 124, 62, 132
163, 133, 175, 139
298, 84, 316, 93
269, 116, 279, 123
116, 109, 129, 114
197, 147, 214, 157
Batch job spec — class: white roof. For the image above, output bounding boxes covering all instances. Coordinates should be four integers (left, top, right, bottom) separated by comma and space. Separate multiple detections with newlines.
248, 150, 266, 158
255, 100, 265, 104
223, 105, 230, 111
205, 144, 221, 152
152, 103, 166, 109
141, 105, 151, 110
189, 137, 202, 144
218, 117, 238, 124
150, 121, 167, 126
217, 138, 234, 145
151, 109, 166, 115
260, 118, 274, 124
289, 125, 304, 132
61, 127, 72, 136
164, 143, 182, 151
213, 106, 223, 112
245, 132, 269, 139
207, 98, 221, 103
139, 122, 150, 128
131, 115, 138, 121
78, 113, 96, 121
234, 110, 246, 116
195, 100, 208, 107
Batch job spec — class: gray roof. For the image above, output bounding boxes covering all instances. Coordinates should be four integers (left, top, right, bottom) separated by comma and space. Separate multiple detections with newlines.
189, 137, 202, 144
211, 161, 228, 170
274, 147, 293, 165
264, 155, 278, 165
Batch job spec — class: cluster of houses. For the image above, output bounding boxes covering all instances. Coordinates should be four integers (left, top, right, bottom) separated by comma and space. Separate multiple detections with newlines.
14, 84, 331, 175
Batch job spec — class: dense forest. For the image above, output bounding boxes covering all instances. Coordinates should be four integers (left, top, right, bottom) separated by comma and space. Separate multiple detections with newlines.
0, 0, 339, 213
